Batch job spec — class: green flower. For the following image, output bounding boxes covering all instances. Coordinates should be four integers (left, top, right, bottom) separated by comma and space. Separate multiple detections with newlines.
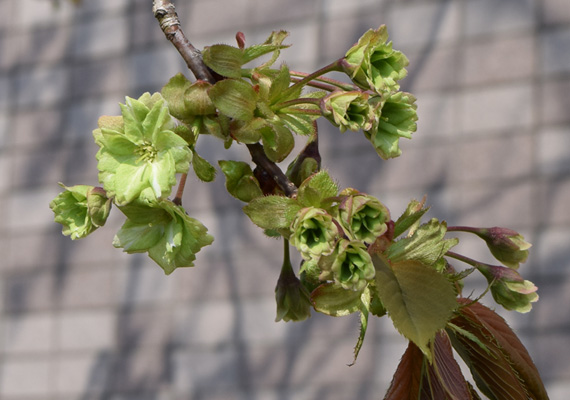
342, 25, 409, 93
364, 91, 417, 159
476, 262, 538, 313
329, 239, 375, 291
50, 184, 111, 240
113, 198, 213, 274
338, 193, 389, 244
290, 207, 339, 261
320, 91, 374, 132
93, 92, 192, 206
275, 240, 312, 322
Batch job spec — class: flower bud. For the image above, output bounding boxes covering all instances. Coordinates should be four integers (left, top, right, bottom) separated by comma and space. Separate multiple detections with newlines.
477, 227, 531, 269
290, 207, 339, 260
338, 193, 389, 244
86, 187, 112, 227
275, 241, 311, 322
475, 262, 538, 313
328, 239, 375, 291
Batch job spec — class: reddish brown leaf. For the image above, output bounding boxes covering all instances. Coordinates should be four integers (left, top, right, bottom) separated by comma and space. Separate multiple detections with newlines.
429, 331, 474, 399
467, 381, 483, 400
458, 300, 549, 400
450, 299, 549, 400
385, 334, 474, 400
384, 341, 424, 400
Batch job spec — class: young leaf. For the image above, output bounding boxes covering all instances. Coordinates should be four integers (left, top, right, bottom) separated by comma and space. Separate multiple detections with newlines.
184, 80, 216, 116
243, 195, 302, 230
208, 79, 258, 121
384, 332, 474, 400
242, 30, 290, 67
393, 198, 429, 238
450, 300, 549, 400
260, 122, 295, 162
373, 255, 457, 358
218, 160, 263, 202
351, 288, 371, 366
280, 112, 318, 137
161, 73, 192, 120
202, 44, 244, 78
383, 340, 424, 399
387, 218, 458, 265
191, 149, 216, 182
429, 331, 474, 399
311, 282, 365, 317
269, 64, 293, 104
297, 170, 339, 208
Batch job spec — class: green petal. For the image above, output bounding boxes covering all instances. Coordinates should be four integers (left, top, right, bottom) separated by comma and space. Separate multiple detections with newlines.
113, 219, 165, 252
113, 162, 149, 204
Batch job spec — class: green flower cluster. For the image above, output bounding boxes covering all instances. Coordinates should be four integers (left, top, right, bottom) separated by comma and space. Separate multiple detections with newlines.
51, 92, 213, 274
335, 25, 418, 159
289, 191, 390, 292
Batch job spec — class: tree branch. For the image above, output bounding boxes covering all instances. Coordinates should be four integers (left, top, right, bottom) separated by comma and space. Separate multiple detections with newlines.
153, 0, 298, 198
152, 0, 215, 84
247, 143, 297, 197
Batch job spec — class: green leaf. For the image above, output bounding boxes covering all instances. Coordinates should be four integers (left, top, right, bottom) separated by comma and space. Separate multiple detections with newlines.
242, 30, 290, 67
202, 44, 244, 78
387, 218, 458, 265
208, 79, 258, 121
351, 288, 371, 366
218, 160, 263, 202
161, 73, 192, 120
260, 122, 294, 162
373, 255, 457, 358
191, 149, 216, 182
230, 118, 264, 144
184, 80, 216, 116
269, 64, 293, 104
243, 195, 301, 230
311, 282, 365, 316
297, 170, 339, 208
393, 198, 429, 238
279, 112, 317, 136
369, 285, 387, 317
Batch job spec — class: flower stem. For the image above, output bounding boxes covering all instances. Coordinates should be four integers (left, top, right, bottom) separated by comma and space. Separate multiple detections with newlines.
281, 238, 292, 273
446, 251, 480, 267
273, 97, 321, 112
173, 172, 188, 205
290, 69, 357, 91
447, 226, 480, 234
281, 60, 344, 100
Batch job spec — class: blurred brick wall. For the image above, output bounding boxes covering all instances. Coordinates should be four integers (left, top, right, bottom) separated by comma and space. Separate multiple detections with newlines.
0, 0, 569, 399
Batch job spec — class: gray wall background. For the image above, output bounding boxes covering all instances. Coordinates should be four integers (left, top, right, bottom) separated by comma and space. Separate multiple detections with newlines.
1, 0, 569, 398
